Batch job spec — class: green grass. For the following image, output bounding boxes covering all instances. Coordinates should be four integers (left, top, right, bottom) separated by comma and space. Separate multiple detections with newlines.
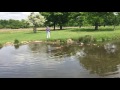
0, 26, 120, 45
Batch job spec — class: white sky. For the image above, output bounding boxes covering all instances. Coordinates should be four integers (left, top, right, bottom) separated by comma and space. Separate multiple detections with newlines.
0, 12, 33, 20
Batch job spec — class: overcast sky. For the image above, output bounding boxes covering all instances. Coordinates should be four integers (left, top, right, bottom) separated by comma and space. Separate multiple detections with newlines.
0, 12, 33, 20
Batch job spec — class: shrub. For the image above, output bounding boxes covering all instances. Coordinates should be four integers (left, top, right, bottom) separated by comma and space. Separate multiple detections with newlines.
78, 35, 96, 44
102, 38, 105, 42
14, 39, 19, 45
59, 39, 66, 44
83, 35, 92, 43
93, 38, 97, 43
78, 37, 84, 42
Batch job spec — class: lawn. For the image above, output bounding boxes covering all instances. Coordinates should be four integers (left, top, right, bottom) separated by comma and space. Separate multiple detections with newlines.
0, 26, 120, 45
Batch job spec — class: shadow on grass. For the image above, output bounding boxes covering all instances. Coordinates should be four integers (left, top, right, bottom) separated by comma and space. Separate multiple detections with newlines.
70, 28, 114, 32
36, 29, 67, 32
25, 28, 114, 34
24, 29, 66, 34
25, 31, 45, 34
25, 32, 37, 34
37, 30, 46, 31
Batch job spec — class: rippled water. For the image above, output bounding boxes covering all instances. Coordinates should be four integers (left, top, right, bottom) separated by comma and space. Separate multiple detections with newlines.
0, 41, 120, 78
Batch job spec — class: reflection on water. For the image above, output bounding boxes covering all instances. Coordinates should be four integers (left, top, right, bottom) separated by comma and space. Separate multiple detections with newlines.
0, 41, 120, 78
14, 45, 20, 49
104, 43, 117, 54
79, 44, 120, 77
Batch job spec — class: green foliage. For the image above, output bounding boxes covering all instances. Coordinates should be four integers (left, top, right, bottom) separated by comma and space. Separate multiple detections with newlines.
83, 35, 93, 43
60, 12, 120, 30
78, 37, 84, 42
0, 19, 30, 29
64, 12, 87, 27
60, 39, 67, 44
0, 43, 3, 49
41, 12, 70, 30
78, 35, 94, 44
14, 39, 19, 45
0, 24, 4, 29
102, 38, 106, 42
93, 38, 97, 43
0, 12, 120, 31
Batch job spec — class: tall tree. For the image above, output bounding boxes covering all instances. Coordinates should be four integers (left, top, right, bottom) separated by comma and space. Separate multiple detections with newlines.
41, 12, 70, 30
76, 12, 86, 28
86, 12, 114, 30
26, 12, 46, 33
41, 12, 57, 30
67, 12, 88, 27
103, 12, 120, 30
86, 12, 104, 30
110, 12, 120, 30
56, 12, 70, 30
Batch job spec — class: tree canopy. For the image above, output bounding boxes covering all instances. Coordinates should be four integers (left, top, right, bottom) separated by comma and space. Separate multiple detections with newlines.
41, 12, 70, 30
26, 12, 46, 33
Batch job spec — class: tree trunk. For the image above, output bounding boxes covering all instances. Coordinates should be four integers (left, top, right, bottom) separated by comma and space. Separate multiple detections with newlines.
79, 25, 82, 28
54, 22, 56, 30
33, 26, 37, 33
113, 25, 115, 30
60, 25, 62, 30
95, 23, 98, 30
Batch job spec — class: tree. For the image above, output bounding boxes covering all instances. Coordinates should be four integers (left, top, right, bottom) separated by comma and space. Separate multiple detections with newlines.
103, 12, 120, 30
76, 12, 86, 28
56, 12, 70, 30
86, 12, 105, 30
86, 12, 115, 30
41, 12, 70, 30
111, 12, 120, 30
41, 12, 56, 30
0, 19, 24, 29
67, 12, 89, 27
21, 19, 30, 28
26, 12, 46, 33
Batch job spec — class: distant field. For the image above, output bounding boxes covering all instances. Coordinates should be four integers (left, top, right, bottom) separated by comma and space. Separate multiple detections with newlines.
0, 26, 120, 45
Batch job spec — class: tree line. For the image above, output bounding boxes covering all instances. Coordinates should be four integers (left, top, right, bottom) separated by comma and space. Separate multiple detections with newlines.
0, 19, 29, 29
0, 12, 120, 31
41, 12, 120, 30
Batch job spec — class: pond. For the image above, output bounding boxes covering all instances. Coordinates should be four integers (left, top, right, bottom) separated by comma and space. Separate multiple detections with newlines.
0, 41, 120, 78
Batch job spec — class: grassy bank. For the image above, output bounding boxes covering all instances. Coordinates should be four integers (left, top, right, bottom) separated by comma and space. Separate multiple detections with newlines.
0, 26, 120, 45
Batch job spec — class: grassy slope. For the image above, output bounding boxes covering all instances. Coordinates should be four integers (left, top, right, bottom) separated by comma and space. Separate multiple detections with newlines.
0, 26, 120, 44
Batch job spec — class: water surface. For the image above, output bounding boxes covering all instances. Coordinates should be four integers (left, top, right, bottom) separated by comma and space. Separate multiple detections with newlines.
0, 41, 120, 78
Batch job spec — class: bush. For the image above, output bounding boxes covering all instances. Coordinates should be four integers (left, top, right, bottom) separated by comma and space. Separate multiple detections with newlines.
57, 39, 66, 44
78, 35, 95, 44
102, 38, 106, 42
14, 39, 19, 45
93, 38, 97, 43
83, 35, 92, 43
78, 37, 84, 42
